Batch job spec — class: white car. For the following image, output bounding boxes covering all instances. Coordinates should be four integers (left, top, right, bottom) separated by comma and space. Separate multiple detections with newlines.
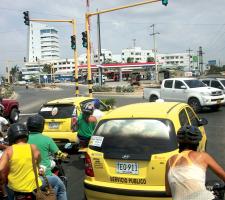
200, 78, 225, 94
143, 78, 225, 112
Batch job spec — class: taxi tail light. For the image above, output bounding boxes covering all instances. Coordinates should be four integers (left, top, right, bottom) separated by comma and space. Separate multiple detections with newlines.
71, 116, 78, 132
85, 153, 94, 177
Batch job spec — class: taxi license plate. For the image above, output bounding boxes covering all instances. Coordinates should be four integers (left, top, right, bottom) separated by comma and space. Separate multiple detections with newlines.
48, 122, 59, 129
116, 162, 139, 175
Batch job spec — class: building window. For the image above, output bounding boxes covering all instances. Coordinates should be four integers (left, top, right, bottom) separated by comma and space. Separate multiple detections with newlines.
122, 53, 124, 55
180, 61, 184, 63
131, 52, 134, 55
180, 56, 183, 59
161, 57, 164, 59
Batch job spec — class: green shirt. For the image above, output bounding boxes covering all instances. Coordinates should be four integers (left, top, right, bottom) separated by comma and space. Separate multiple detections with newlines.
28, 132, 59, 176
77, 114, 96, 138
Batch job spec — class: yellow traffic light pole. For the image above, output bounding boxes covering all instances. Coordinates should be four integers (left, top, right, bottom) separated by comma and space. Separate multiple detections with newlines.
85, 0, 161, 97
30, 19, 79, 96
72, 19, 79, 96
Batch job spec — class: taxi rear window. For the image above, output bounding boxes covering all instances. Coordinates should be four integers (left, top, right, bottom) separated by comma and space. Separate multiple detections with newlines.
39, 104, 76, 119
90, 119, 177, 160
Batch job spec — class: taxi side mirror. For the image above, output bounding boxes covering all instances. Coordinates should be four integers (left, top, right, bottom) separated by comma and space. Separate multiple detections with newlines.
198, 118, 208, 126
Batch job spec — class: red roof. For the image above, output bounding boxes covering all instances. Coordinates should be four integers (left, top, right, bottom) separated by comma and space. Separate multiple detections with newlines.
78, 62, 155, 69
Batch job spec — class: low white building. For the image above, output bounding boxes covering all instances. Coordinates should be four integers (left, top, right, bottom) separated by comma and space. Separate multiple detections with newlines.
121, 47, 155, 63
157, 52, 199, 71
78, 49, 119, 65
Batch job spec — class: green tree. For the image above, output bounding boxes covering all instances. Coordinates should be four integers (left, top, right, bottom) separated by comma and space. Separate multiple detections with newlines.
42, 64, 52, 74
127, 57, 134, 63
207, 65, 222, 74
10, 65, 20, 82
147, 57, 155, 62
30, 76, 38, 84
18, 71, 23, 81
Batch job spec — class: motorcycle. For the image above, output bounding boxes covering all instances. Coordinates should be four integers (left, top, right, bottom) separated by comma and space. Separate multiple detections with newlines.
206, 181, 225, 200
14, 192, 34, 200
50, 155, 69, 188
64, 137, 88, 159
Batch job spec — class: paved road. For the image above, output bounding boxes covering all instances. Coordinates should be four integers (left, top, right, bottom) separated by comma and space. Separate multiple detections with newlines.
14, 85, 225, 200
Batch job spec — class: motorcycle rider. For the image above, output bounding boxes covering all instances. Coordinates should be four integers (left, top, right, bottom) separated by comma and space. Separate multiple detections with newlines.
77, 103, 97, 147
165, 125, 225, 200
0, 123, 42, 200
0, 106, 9, 150
27, 114, 68, 200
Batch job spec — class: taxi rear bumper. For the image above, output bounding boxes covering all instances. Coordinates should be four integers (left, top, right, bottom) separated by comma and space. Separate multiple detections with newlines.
84, 182, 170, 198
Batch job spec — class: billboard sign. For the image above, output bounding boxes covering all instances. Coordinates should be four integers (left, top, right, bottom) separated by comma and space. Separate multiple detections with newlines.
208, 60, 217, 66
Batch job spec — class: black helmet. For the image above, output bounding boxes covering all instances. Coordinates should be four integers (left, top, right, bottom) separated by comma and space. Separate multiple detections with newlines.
27, 114, 45, 133
82, 104, 94, 115
8, 123, 28, 145
177, 125, 202, 145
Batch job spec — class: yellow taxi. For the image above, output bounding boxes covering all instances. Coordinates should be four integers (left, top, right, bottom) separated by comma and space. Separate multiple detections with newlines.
38, 97, 110, 144
84, 102, 208, 200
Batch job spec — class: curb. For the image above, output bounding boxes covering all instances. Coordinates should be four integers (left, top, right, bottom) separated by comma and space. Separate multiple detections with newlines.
93, 92, 143, 98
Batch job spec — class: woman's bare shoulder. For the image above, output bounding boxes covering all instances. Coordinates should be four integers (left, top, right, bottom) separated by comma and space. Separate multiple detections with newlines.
167, 154, 179, 165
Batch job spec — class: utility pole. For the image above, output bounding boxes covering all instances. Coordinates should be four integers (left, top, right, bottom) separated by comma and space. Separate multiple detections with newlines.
133, 38, 136, 63
133, 39, 136, 49
150, 24, 160, 83
186, 48, 193, 72
198, 46, 204, 75
97, 12, 103, 86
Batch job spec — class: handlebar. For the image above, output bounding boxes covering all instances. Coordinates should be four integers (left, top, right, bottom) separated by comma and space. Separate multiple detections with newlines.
206, 182, 225, 200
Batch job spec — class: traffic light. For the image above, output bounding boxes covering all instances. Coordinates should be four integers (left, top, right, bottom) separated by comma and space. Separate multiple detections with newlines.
71, 35, 76, 50
162, 0, 168, 6
82, 31, 87, 48
23, 11, 30, 26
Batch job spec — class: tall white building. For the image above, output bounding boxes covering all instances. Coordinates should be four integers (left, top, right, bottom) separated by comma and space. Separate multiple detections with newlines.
28, 22, 60, 62
79, 49, 119, 65
121, 47, 155, 63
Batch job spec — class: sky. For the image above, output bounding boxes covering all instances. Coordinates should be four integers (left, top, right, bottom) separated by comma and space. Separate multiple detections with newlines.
1, 0, 225, 75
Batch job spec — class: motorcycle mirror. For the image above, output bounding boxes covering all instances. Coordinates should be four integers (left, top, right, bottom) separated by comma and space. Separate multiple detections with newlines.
64, 143, 73, 150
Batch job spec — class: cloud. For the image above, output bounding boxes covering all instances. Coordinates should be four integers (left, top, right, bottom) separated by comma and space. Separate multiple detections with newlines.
1, 0, 225, 74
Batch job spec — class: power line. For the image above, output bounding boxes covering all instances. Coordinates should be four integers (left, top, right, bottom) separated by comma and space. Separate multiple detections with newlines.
0, 6, 83, 20
205, 25, 225, 50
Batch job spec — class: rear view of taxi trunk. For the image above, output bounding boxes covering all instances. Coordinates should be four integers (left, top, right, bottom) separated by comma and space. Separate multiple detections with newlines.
84, 118, 178, 199
39, 103, 78, 143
